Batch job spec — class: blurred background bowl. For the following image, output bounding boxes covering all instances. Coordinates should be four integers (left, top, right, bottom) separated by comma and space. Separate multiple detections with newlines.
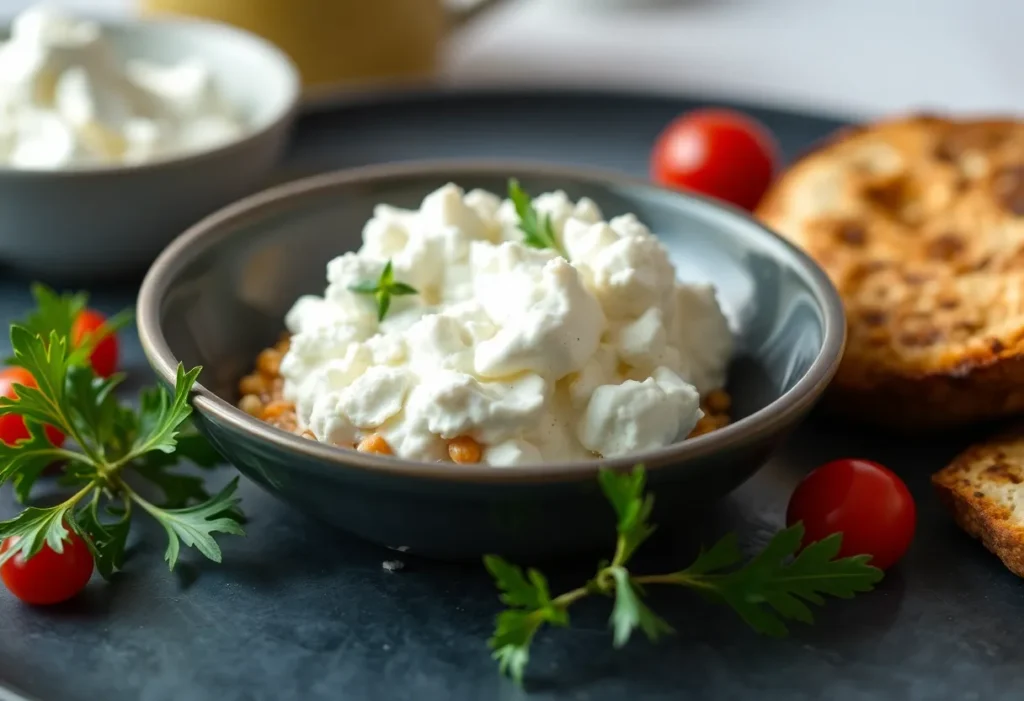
137, 161, 845, 559
0, 16, 300, 281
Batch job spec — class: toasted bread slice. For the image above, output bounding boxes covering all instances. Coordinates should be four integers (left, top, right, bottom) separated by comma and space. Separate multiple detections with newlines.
758, 115, 1024, 429
933, 427, 1024, 577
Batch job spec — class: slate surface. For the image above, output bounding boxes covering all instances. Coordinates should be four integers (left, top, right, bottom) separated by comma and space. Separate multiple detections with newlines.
0, 90, 1018, 701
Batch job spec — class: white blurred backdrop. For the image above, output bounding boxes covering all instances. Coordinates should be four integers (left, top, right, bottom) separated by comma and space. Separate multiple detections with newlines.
3, 0, 1021, 119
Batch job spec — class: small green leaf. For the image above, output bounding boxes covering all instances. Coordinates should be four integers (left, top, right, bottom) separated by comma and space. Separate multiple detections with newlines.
485, 555, 554, 610
347, 281, 380, 294
0, 420, 72, 502
484, 555, 570, 683
1, 328, 73, 432
490, 610, 541, 685
380, 260, 395, 286
0, 503, 74, 566
670, 523, 883, 637
348, 259, 419, 322
598, 466, 656, 563
140, 429, 223, 469
71, 494, 130, 580
507, 179, 566, 256
130, 429, 223, 508
70, 308, 134, 367
132, 464, 211, 509
131, 364, 201, 458
21, 284, 87, 345
608, 567, 673, 647
681, 532, 744, 576
376, 290, 391, 322
132, 477, 245, 570
64, 365, 126, 457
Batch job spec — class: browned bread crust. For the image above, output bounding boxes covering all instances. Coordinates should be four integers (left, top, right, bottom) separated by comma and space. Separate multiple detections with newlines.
933, 426, 1024, 577
758, 115, 1024, 429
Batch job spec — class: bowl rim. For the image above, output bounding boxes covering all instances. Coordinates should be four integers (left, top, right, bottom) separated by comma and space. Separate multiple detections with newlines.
137, 159, 846, 485
0, 14, 301, 178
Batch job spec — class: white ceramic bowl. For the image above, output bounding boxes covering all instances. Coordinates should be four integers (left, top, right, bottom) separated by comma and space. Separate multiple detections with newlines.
0, 16, 300, 280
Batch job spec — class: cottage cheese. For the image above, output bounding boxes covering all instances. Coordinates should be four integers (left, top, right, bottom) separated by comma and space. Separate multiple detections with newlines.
281, 183, 733, 465
0, 5, 246, 169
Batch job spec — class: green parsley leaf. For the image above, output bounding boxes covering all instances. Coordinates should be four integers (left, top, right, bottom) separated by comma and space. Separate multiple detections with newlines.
348, 281, 380, 294
11, 285, 133, 367
490, 610, 542, 685
20, 284, 86, 346
64, 364, 125, 457
484, 555, 571, 684
72, 494, 130, 580
0, 287, 243, 581
598, 465, 656, 564
507, 178, 567, 257
607, 567, 673, 647
347, 259, 420, 322
0, 419, 76, 503
131, 364, 202, 458
1, 328, 74, 432
485, 555, 556, 610
131, 463, 211, 509
130, 428, 226, 506
74, 308, 133, 361
0, 501, 75, 566
485, 466, 883, 683
670, 523, 883, 637
132, 477, 245, 569
680, 532, 744, 575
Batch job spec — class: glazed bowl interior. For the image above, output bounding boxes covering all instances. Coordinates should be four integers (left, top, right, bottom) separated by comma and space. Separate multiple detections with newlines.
138, 161, 844, 557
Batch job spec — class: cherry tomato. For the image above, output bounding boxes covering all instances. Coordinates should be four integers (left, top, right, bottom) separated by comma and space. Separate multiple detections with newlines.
1, 530, 93, 605
650, 108, 779, 211
786, 458, 916, 570
0, 367, 65, 447
72, 308, 119, 378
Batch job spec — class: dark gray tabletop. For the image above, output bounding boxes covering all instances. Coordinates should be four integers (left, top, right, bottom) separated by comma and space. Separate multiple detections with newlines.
0, 90, 1018, 701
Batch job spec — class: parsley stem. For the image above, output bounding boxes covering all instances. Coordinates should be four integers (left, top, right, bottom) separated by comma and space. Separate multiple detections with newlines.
632, 573, 710, 588
38, 393, 104, 466
551, 587, 590, 609
123, 485, 165, 518
40, 448, 94, 467
610, 534, 630, 569
63, 482, 96, 510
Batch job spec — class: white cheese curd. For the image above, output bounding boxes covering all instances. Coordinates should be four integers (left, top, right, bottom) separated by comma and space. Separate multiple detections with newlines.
0, 4, 246, 169
281, 183, 734, 465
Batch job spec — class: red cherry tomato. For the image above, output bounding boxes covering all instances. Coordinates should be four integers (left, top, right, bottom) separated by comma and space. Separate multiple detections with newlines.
0, 367, 65, 447
650, 108, 779, 211
72, 309, 119, 378
1, 530, 93, 605
786, 458, 916, 570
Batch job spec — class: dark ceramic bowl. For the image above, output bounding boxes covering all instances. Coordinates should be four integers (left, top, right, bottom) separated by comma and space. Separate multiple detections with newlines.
137, 161, 845, 559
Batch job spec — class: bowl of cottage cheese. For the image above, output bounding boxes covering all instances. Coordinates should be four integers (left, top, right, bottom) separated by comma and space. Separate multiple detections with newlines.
237, 180, 734, 465
138, 162, 845, 558
0, 5, 299, 278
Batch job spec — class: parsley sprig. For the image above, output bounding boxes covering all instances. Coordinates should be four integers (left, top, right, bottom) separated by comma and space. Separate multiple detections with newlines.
0, 290, 244, 578
348, 260, 419, 322
508, 178, 568, 257
8, 284, 133, 367
485, 466, 883, 684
